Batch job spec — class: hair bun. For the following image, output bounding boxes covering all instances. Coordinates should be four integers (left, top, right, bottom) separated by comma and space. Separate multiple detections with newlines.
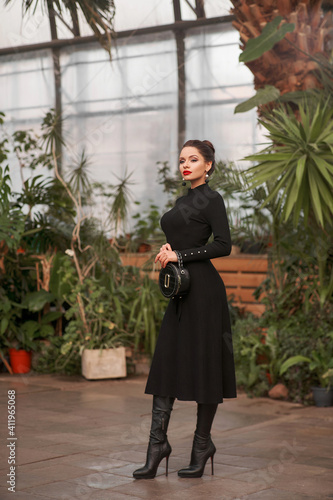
202, 140, 215, 154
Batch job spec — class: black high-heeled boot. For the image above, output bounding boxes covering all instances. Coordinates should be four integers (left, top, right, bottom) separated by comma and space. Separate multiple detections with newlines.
177, 431, 216, 478
178, 402, 218, 478
133, 395, 175, 479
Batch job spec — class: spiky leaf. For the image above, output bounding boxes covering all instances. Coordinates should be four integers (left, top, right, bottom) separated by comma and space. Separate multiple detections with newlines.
235, 86, 281, 114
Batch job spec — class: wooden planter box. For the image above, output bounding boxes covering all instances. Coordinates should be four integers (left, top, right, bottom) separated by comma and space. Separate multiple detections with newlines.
120, 251, 268, 316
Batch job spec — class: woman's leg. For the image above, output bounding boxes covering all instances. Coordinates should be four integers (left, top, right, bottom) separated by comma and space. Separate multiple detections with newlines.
195, 403, 218, 438
178, 402, 218, 478
133, 395, 175, 479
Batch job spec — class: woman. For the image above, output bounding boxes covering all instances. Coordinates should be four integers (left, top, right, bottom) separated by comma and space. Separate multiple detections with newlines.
133, 139, 237, 480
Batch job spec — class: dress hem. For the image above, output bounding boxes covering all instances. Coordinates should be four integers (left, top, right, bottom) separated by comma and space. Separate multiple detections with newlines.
144, 389, 237, 405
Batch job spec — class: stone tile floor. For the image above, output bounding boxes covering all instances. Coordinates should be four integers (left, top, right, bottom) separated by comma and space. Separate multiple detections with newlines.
0, 373, 332, 499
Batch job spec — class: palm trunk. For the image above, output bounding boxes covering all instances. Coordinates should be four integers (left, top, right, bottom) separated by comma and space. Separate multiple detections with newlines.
230, 0, 332, 98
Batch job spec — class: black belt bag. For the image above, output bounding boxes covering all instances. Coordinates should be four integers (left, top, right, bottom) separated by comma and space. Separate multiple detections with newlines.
159, 250, 190, 299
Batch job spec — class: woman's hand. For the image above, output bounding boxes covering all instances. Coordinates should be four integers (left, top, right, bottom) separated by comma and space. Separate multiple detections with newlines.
155, 243, 178, 268
160, 243, 172, 252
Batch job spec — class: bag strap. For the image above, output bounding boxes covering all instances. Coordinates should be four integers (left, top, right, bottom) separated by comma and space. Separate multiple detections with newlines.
174, 250, 184, 269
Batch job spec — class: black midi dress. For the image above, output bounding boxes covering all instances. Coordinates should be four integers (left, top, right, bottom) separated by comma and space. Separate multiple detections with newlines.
145, 183, 237, 404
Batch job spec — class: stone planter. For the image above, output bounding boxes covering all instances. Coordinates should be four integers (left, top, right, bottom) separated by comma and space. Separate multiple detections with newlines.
81, 347, 127, 380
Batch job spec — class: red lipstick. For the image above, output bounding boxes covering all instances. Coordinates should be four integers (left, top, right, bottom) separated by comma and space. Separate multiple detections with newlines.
183, 171, 192, 175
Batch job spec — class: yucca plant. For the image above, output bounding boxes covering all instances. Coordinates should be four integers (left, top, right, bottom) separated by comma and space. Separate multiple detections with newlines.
245, 99, 333, 228
245, 96, 333, 305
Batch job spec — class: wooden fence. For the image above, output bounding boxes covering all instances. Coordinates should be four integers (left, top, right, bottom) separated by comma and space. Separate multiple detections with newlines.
120, 252, 268, 316
211, 254, 268, 316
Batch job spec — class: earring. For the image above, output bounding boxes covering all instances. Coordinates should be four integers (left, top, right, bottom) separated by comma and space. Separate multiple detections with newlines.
182, 178, 186, 186
205, 172, 209, 183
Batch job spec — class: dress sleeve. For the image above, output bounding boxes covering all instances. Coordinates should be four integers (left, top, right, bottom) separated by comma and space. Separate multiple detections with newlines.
178, 193, 231, 263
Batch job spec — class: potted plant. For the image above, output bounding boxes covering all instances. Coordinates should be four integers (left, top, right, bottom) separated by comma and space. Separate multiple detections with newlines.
3, 315, 53, 375
7, 322, 41, 374
59, 257, 133, 379
0, 287, 60, 374
0, 291, 32, 374
280, 334, 333, 407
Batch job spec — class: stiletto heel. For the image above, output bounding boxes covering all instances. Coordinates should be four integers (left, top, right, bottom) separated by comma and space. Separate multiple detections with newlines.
211, 454, 214, 475
166, 453, 170, 476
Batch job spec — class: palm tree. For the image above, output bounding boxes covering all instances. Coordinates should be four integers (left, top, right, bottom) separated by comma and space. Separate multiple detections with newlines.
5, 0, 116, 170
230, 0, 333, 96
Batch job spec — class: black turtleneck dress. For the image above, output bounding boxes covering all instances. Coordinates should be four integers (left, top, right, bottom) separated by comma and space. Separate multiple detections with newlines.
145, 183, 237, 404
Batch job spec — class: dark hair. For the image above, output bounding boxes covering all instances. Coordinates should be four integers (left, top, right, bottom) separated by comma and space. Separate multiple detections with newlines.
181, 139, 215, 176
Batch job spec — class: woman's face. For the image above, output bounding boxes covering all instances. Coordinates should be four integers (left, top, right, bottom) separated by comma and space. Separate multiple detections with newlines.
179, 146, 211, 187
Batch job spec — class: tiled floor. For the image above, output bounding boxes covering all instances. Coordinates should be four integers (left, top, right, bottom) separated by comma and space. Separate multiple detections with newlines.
0, 373, 332, 499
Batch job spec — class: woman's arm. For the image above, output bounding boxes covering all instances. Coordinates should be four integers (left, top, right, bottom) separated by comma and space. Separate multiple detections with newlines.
178, 193, 231, 263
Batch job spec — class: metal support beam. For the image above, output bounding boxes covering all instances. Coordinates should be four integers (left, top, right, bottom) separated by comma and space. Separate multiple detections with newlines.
174, 30, 186, 153
184, 0, 197, 16
173, 0, 182, 22
195, 0, 206, 18
47, 0, 62, 172
0, 10, 234, 162
173, 0, 186, 153
0, 16, 234, 57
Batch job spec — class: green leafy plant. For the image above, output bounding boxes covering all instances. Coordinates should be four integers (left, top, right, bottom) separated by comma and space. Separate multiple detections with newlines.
129, 201, 165, 252
0, 293, 24, 345
0, 115, 76, 363
0, 114, 75, 255
239, 16, 295, 64
49, 248, 135, 371
0, 166, 27, 249
6, 318, 55, 352
256, 263, 333, 403
245, 97, 333, 306
233, 306, 333, 403
128, 273, 167, 357
0, 288, 59, 352
233, 320, 290, 394
235, 85, 281, 114
280, 333, 333, 389
93, 170, 135, 238
232, 315, 269, 396
61, 278, 132, 355
245, 99, 333, 228
1, 108, 168, 375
